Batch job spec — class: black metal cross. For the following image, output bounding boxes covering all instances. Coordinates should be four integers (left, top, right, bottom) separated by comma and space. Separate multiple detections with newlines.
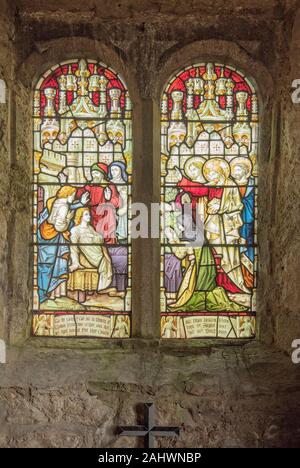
119, 402, 180, 448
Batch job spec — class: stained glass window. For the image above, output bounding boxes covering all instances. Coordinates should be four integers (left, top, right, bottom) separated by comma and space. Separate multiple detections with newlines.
160, 63, 258, 339
32, 59, 132, 338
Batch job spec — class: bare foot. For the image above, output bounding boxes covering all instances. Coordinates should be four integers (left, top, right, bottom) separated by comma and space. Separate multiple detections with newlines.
108, 291, 125, 298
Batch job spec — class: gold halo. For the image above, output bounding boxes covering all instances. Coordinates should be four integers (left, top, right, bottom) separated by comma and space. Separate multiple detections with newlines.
230, 156, 253, 178
203, 158, 230, 182
184, 156, 207, 183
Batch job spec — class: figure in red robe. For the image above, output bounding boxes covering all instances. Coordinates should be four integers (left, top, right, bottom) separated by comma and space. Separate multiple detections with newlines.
175, 166, 244, 294
77, 163, 121, 244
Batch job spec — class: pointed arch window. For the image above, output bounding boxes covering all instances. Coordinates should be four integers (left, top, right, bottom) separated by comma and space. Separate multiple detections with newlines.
160, 63, 258, 339
32, 59, 132, 338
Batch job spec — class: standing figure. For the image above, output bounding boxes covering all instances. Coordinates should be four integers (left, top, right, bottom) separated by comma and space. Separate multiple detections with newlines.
161, 316, 178, 338
239, 317, 255, 338
112, 315, 130, 338
174, 159, 248, 295
108, 161, 128, 243
77, 163, 121, 244
175, 158, 209, 226
230, 157, 255, 288
202, 158, 249, 293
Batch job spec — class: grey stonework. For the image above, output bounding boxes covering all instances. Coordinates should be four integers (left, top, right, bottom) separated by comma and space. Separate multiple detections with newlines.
0, 0, 300, 448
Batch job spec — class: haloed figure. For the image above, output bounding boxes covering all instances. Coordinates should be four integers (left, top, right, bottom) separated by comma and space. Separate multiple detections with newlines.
202, 158, 249, 294
230, 157, 255, 289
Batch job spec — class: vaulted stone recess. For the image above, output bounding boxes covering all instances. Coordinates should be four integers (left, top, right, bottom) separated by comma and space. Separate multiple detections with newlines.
0, 0, 300, 448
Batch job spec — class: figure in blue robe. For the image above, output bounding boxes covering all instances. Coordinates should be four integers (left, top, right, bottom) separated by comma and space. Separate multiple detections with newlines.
240, 176, 255, 263
37, 187, 85, 303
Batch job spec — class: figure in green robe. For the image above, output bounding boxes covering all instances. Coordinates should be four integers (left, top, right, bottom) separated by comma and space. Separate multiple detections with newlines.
167, 242, 247, 313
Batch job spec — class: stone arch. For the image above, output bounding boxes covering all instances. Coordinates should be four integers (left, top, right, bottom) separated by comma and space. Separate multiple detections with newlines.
154, 40, 273, 106
17, 37, 139, 107
153, 40, 275, 341
9, 37, 142, 343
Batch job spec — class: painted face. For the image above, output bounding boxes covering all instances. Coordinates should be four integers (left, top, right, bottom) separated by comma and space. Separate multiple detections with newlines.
91, 170, 104, 182
170, 133, 185, 147
208, 170, 221, 185
42, 129, 58, 145
241, 134, 249, 146
82, 210, 91, 223
234, 132, 250, 147
111, 166, 121, 179
232, 165, 247, 181
189, 164, 201, 179
108, 130, 123, 145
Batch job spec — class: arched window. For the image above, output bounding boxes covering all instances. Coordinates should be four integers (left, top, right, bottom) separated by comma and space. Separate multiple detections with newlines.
32, 59, 132, 338
160, 62, 258, 339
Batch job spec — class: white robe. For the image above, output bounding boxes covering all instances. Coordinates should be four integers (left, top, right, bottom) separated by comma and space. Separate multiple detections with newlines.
47, 198, 74, 232
70, 224, 113, 291
205, 180, 249, 293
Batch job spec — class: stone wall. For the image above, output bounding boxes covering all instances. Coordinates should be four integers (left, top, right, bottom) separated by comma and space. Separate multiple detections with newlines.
0, 341, 299, 448
0, 0, 299, 448
0, 0, 14, 346
270, 7, 300, 351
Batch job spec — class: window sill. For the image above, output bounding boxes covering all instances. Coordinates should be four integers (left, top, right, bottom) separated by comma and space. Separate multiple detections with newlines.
20, 336, 254, 352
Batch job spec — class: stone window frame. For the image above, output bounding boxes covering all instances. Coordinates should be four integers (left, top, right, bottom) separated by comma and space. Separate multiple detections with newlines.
5, 38, 275, 349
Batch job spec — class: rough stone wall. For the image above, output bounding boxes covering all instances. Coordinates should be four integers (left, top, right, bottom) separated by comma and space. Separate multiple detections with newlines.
270, 7, 300, 351
1, 341, 300, 448
0, 0, 299, 448
0, 0, 15, 345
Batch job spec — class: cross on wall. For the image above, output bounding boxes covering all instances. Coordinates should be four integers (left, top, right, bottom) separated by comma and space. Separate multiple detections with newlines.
119, 403, 180, 449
